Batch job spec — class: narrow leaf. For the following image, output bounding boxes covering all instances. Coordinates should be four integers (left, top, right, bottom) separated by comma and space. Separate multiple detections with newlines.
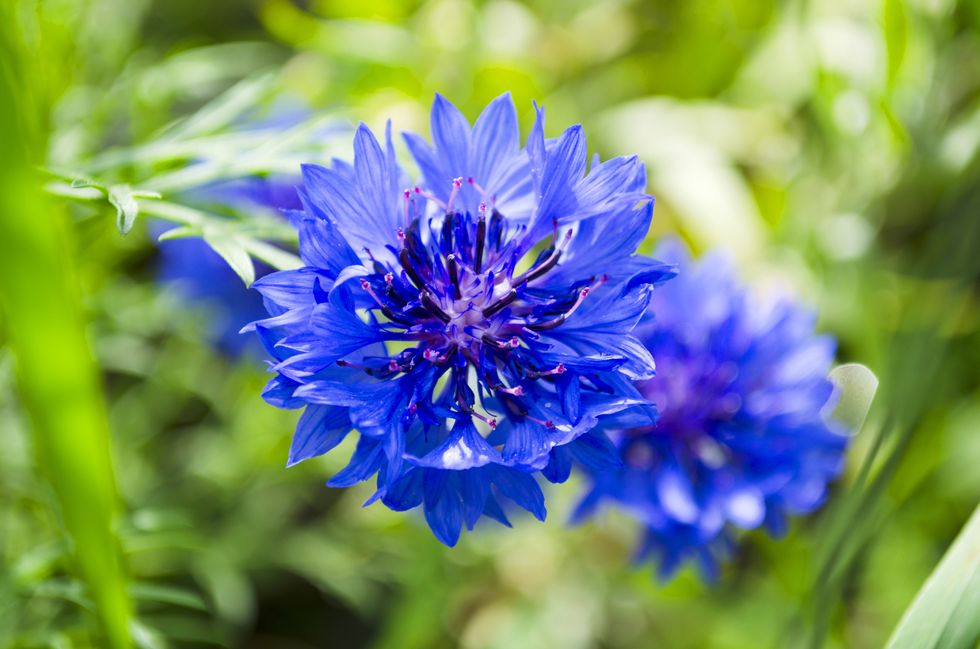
108, 184, 140, 235
203, 229, 255, 286
885, 503, 980, 649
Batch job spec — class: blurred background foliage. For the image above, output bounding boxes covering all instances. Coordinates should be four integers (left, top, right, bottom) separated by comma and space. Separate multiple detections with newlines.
0, 0, 978, 647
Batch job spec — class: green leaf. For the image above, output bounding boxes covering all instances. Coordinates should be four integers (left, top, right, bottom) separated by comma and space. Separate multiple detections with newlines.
156, 226, 199, 241
829, 363, 878, 433
0, 40, 133, 647
108, 185, 140, 235
162, 73, 275, 142
203, 229, 255, 286
241, 238, 303, 271
885, 503, 980, 649
129, 583, 207, 612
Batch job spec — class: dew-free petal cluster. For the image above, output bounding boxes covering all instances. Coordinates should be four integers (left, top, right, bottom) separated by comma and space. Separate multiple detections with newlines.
246, 94, 675, 545
574, 241, 849, 579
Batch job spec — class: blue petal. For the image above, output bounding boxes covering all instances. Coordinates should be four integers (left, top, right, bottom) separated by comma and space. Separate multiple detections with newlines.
327, 437, 385, 487
482, 493, 512, 527
567, 431, 623, 472
293, 379, 397, 408
491, 467, 546, 521
423, 470, 463, 546
529, 125, 587, 237
430, 94, 471, 180
287, 204, 360, 274
411, 420, 502, 470
287, 405, 352, 466
500, 418, 556, 467
382, 468, 424, 511
470, 92, 520, 188
541, 446, 572, 484
252, 268, 327, 312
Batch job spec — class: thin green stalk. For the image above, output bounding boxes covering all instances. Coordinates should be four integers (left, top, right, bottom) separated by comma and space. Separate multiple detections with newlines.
0, 7, 132, 648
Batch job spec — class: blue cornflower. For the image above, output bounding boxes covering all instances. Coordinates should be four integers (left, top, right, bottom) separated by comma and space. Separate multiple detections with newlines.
245, 93, 676, 545
573, 241, 849, 579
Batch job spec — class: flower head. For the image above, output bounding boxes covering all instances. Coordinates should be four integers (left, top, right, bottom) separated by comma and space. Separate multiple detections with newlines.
574, 241, 849, 579
246, 94, 675, 545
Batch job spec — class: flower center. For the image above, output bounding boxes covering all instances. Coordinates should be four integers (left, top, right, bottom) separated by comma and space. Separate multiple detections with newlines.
345, 178, 606, 426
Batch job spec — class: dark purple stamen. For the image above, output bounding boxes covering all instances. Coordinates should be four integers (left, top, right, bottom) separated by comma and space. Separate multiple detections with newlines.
447, 254, 462, 299
399, 247, 427, 291
420, 290, 452, 324
482, 288, 517, 318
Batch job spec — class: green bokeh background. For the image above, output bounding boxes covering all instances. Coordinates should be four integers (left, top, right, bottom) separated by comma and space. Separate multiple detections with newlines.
1, 0, 978, 647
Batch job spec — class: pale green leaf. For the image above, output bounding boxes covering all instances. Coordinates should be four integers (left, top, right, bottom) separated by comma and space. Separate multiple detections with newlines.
203, 230, 255, 286
108, 184, 140, 235
885, 504, 980, 649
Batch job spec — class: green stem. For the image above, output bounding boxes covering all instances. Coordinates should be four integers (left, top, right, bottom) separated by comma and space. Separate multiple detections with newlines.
0, 10, 133, 648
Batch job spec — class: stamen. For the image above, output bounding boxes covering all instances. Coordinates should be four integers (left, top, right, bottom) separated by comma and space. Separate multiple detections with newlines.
360, 278, 411, 324
467, 177, 488, 199
496, 384, 524, 396
471, 411, 498, 428
413, 186, 447, 210
527, 415, 556, 429
480, 333, 519, 350
482, 288, 517, 318
420, 290, 452, 324
422, 347, 450, 364
447, 254, 462, 300
337, 358, 375, 375
442, 211, 455, 257
527, 363, 566, 379
527, 276, 606, 331
446, 177, 463, 214
514, 229, 573, 287
474, 208, 487, 274
402, 189, 412, 227
359, 278, 384, 308
398, 248, 427, 291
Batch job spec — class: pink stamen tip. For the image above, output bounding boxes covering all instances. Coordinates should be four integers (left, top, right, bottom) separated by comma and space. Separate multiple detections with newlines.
413, 186, 422, 194
488, 418, 498, 428
509, 336, 520, 348
397, 228, 405, 241
384, 272, 393, 285
403, 189, 411, 198
452, 177, 463, 187
388, 360, 399, 371
580, 287, 590, 297
545, 420, 556, 429
513, 386, 525, 396
359, 278, 370, 289
467, 176, 475, 184
408, 403, 418, 415
556, 363, 567, 374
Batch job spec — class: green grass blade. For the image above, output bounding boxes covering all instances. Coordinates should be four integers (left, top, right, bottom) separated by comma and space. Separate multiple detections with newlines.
0, 12, 133, 648
884, 503, 980, 649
